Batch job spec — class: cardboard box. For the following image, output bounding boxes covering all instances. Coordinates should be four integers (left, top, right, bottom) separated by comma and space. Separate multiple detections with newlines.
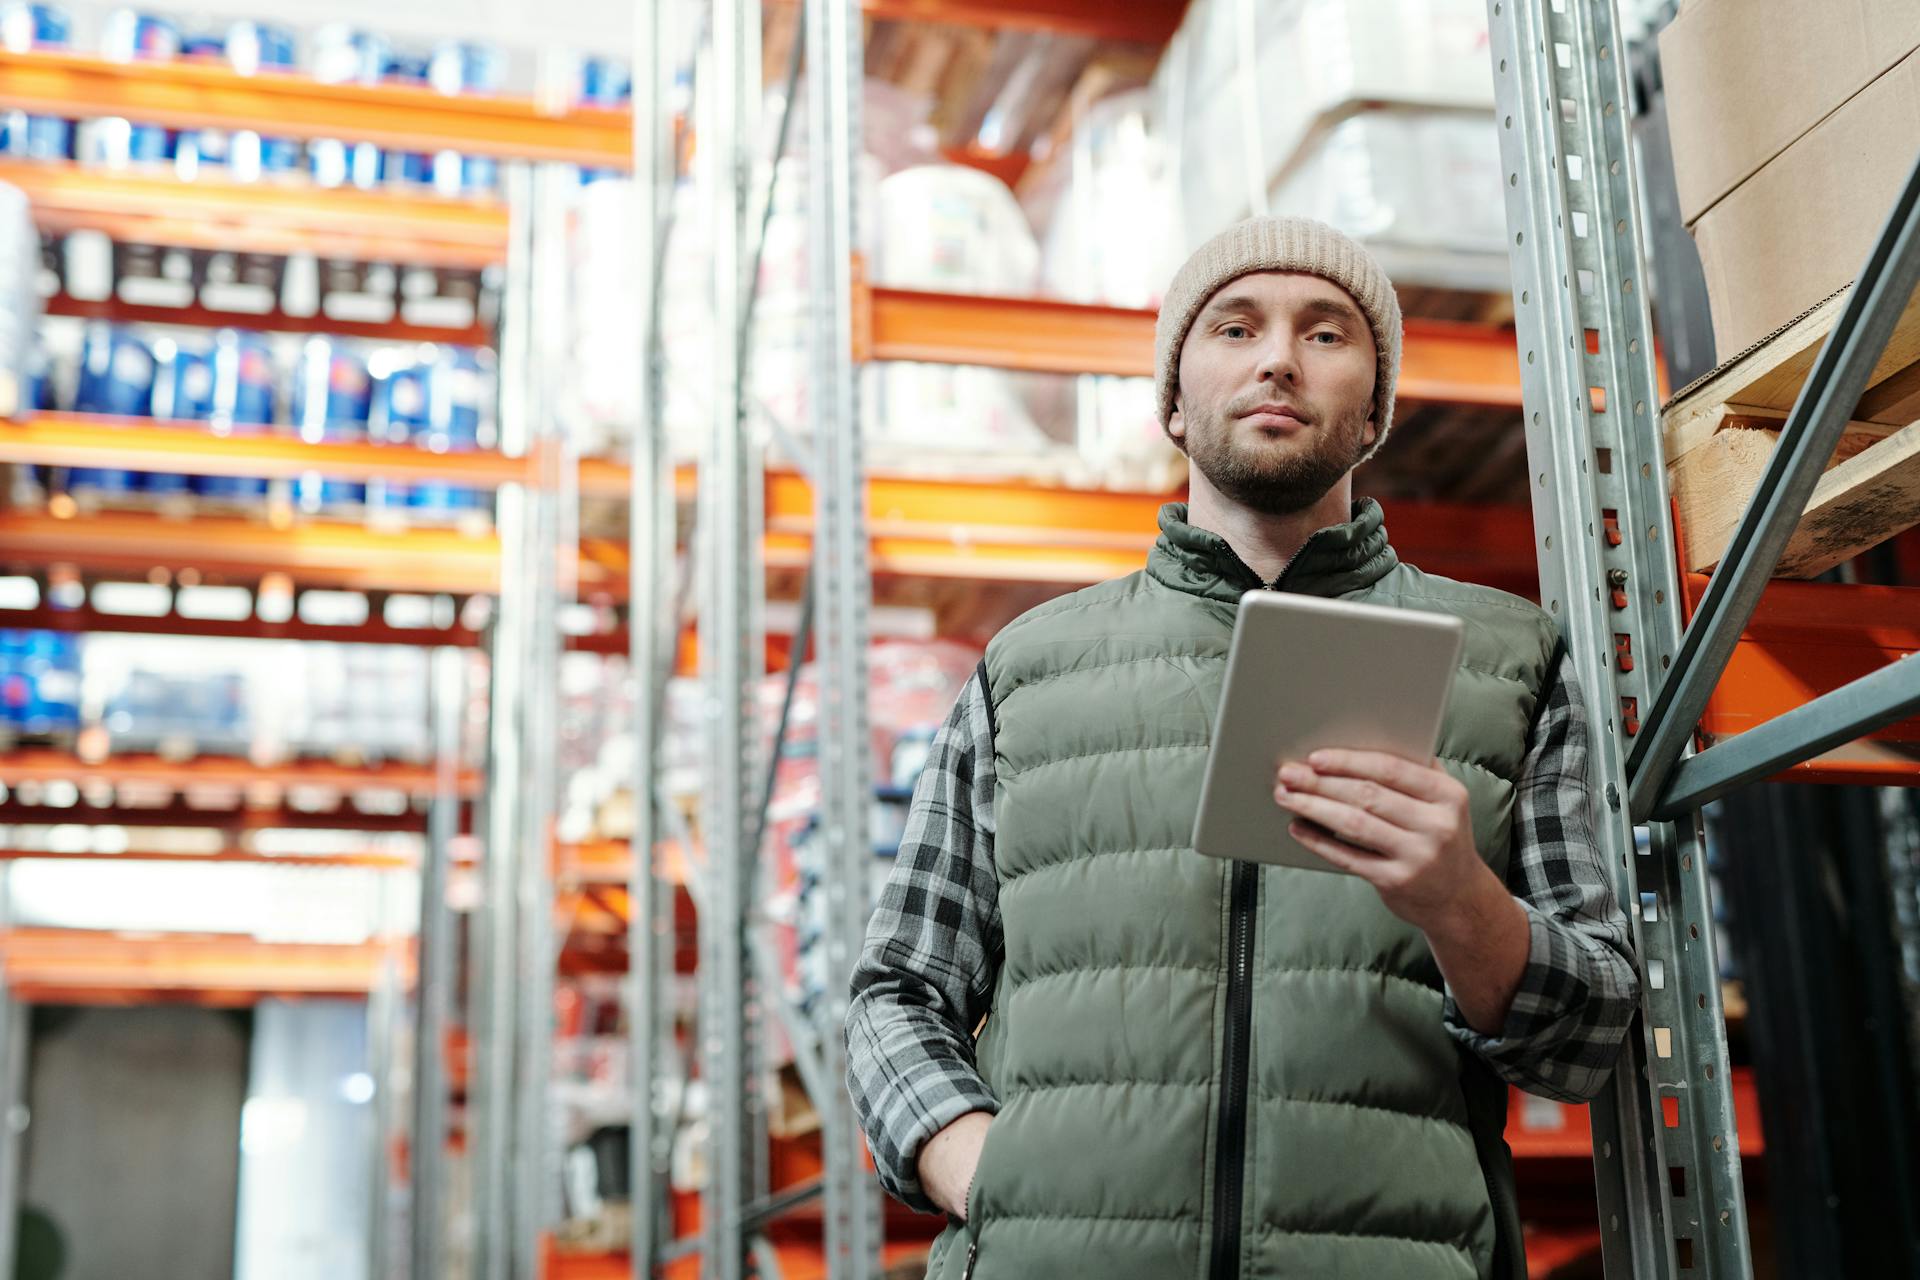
1659, 0, 1920, 226
1691, 45, 1920, 358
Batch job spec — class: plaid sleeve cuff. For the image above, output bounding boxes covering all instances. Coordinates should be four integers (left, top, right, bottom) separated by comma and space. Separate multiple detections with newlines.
1443, 900, 1639, 1103
863, 1047, 1001, 1214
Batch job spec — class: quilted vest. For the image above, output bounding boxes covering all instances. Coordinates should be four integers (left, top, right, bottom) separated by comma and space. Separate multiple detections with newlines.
924, 499, 1559, 1280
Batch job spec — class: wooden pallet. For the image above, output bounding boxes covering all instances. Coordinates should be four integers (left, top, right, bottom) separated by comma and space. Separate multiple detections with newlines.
1662, 283, 1920, 578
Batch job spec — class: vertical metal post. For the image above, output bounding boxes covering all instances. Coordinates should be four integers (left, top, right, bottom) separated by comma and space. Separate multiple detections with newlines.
475, 155, 539, 1280
806, 0, 881, 1276
630, 2, 675, 1276
1486, 2, 1752, 1276
0, 869, 26, 1279
511, 159, 574, 1280
412, 645, 464, 1280
700, 0, 763, 1273
368, 935, 402, 1280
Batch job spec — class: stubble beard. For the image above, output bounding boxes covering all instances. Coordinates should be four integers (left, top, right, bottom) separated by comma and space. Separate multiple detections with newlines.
1180, 398, 1373, 517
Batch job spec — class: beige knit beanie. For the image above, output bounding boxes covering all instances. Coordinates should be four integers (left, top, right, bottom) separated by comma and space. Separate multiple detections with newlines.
1155, 216, 1402, 465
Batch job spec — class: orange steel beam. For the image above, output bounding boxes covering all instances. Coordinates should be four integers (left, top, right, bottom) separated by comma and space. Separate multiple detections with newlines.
0, 602, 481, 649
1504, 1067, 1763, 1162
0, 747, 479, 796
0, 508, 504, 593
855, 0, 1187, 42
44, 293, 493, 347
1677, 571, 1920, 785
0, 847, 417, 868
0, 159, 508, 270
861, 285, 1524, 406
0, 51, 630, 166
0, 796, 445, 831
0, 414, 530, 487
1, 927, 409, 1002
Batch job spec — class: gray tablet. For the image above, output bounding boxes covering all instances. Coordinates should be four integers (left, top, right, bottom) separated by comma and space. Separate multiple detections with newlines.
1192, 591, 1465, 873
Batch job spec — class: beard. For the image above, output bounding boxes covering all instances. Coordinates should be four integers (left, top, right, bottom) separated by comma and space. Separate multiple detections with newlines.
1180, 394, 1372, 516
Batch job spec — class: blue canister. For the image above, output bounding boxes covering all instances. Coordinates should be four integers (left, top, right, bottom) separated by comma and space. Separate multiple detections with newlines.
93, 10, 179, 165
308, 26, 386, 191
224, 23, 299, 180
576, 56, 630, 184
411, 346, 486, 513
291, 336, 371, 512
0, 4, 73, 159
2, 631, 80, 736
369, 350, 428, 511
145, 335, 213, 495
68, 325, 153, 496
378, 54, 435, 188
193, 329, 275, 500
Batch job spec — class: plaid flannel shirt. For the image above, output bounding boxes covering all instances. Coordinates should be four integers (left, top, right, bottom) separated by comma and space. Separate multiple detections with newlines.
846, 651, 1639, 1213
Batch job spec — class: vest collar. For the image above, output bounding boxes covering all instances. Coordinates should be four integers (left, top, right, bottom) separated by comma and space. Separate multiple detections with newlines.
1147, 498, 1401, 603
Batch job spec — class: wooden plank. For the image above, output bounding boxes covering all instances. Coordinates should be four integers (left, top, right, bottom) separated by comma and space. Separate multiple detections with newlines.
1668, 420, 1920, 576
1662, 284, 1920, 463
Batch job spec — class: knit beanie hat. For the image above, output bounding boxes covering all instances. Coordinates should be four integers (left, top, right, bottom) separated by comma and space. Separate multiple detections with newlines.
1155, 216, 1403, 465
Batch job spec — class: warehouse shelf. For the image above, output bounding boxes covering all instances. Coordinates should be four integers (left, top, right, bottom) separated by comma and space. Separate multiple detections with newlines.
0, 507, 508, 594
0, 600, 483, 649
860, 281, 1528, 407
0, 748, 478, 796
0, 158, 508, 271
1677, 570, 1920, 786
1505, 1068, 1764, 1162
0, 795, 450, 831
0, 49, 629, 167
42, 292, 492, 347
0, 413, 527, 487
0, 846, 417, 869
0, 927, 410, 1004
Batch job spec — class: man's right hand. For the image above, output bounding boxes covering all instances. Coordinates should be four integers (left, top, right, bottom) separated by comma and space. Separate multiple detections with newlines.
917, 1110, 993, 1221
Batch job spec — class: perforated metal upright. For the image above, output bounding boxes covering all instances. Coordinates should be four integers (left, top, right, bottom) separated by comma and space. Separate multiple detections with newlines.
807, 0, 885, 1275
698, 0, 767, 1274
1486, 1, 1751, 1274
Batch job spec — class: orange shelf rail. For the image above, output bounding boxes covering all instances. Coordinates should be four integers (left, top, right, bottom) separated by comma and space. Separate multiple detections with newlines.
1505, 1067, 1764, 1161
0, 50, 630, 167
42, 293, 492, 347
0, 748, 479, 796
0, 158, 508, 270
0, 927, 411, 1004
0, 413, 531, 487
859, 284, 1524, 407
1678, 571, 1920, 785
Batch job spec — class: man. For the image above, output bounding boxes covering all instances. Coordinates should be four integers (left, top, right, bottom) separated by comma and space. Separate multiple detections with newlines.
846, 216, 1639, 1280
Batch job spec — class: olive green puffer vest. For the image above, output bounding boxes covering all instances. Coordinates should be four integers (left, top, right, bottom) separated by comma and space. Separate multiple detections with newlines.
925, 499, 1559, 1280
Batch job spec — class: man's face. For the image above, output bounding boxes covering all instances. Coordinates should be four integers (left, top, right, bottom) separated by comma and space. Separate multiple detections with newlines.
1169, 271, 1380, 516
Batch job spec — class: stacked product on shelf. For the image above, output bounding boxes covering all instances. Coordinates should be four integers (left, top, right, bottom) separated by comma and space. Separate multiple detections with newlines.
0, 2, 76, 160
1151, 0, 1507, 289
75, 632, 432, 764
0, 628, 81, 745
1021, 87, 1183, 489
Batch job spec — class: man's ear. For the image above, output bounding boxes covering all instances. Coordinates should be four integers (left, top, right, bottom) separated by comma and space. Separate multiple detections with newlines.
1361, 410, 1377, 449
1167, 397, 1188, 448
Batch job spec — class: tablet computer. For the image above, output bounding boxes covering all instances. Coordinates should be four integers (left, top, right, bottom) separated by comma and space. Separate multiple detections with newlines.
1191, 591, 1465, 873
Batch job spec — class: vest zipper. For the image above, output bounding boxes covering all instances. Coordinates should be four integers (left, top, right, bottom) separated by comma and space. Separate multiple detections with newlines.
1207, 860, 1259, 1280
961, 1241, 977, 1280
1206, 547, 1320, 1280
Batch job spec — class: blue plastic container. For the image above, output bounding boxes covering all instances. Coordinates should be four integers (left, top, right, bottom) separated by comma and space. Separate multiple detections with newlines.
0, 4, 73, 159
95, 10, 179, 165
68, 325, 154, 496
291, 336, 372, 512
224, 23, 299, 179
406, 347, 487, 515
1, 631, 82, 736
145, 337, 213, 496
308, 27, 387, 191
193, 330, 275, 500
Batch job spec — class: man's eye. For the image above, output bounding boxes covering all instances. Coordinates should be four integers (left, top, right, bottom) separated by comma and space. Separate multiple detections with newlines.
1223, 324, 1251, 339
1310, 330, 1342, 344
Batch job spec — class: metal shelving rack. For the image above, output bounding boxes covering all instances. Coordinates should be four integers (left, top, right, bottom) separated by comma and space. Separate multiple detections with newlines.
1494, 0, 1920, 1275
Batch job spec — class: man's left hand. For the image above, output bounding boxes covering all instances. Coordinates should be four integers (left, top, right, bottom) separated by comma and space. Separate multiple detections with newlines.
1273, 747, 1495, 933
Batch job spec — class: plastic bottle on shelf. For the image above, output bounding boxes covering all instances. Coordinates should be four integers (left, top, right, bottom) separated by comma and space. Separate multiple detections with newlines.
406, 346, 488, 517
307, 25, 386, 191
85, 10, 180, 169
290, 335, 371, 515
367, 345, 427, 513
0, 4, 74, 160
425, 42, 503, 196
191, 329, 275, 503
145, 333, 214, 497
174, 23, 299, 184
574, 56, 630, 185
66, 323, 154, 501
